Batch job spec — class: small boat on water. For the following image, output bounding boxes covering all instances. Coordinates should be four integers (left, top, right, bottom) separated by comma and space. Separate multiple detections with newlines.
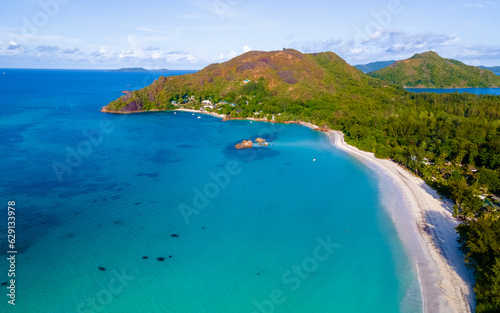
197, 116, 201, 119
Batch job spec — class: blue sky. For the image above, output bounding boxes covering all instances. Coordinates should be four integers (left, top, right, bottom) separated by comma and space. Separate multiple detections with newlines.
1, 0, 499, 69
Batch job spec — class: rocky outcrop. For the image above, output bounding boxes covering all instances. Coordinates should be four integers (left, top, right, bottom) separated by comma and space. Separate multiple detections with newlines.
235, 140, 253, 149
255, 138, 268, 146
314, 126, 330, 132
121, 100, 142, 112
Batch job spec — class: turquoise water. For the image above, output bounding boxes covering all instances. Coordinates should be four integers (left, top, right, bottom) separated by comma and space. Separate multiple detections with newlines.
406, 87, 500, 95
0, 69, 421, 312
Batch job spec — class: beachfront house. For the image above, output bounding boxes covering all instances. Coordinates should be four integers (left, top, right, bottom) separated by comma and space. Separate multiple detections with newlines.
468, 165, 478, 173
202, 100, 216, 110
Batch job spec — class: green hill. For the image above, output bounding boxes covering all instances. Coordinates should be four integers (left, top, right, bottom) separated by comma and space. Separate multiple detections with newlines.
104, 49, 403, 117
354, 60, 395, 73
368, 51, 500, 88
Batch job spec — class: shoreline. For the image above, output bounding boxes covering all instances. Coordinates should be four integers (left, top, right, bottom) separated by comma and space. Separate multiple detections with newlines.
327, 130, 474, 313
102, 107, 475, 312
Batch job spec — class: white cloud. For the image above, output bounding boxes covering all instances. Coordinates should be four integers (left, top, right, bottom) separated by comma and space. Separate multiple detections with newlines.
243, 45, 251, 52
7, 42, 20, 51
151, 51, 162, 59
135, 27, 171, 34
287, 30, 479, 64
99, 47, 110, 54
119, 50, 133, 58
62, 48, 79, 54
462, 3, 485, 7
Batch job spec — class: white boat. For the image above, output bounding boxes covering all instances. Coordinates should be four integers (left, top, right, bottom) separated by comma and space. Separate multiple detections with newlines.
197, 116, 201, 119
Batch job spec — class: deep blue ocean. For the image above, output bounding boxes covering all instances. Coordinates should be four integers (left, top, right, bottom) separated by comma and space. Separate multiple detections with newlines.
406, 87, 500, 95
0, 69, 425, 313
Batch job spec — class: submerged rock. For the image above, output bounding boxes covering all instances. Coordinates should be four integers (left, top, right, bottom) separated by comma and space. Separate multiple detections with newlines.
98, 267, 106, 271
235, 140, 253, 149
171, 234, 179, 237
157, 257, 165, 261
142, 256, 148, 259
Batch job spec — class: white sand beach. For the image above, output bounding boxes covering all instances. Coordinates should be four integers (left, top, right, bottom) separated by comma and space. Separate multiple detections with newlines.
174, 108, 226, 119
327, 130, 475, 313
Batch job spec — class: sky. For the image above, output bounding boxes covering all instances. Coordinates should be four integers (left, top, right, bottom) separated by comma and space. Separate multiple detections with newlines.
0, 0, 499, 69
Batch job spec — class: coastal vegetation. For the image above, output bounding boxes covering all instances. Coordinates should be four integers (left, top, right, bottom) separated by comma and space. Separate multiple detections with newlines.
368, 51, 500, 88
104, 49, 500, 310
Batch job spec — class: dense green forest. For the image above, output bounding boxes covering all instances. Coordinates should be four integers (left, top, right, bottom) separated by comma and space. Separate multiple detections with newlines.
104, 49, 500, 311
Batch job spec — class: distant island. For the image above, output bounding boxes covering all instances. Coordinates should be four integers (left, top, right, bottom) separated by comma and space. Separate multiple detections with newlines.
108, 67, 169, 72
354, 60, 395, 73
368, 51, 500, 88
479, 65, 500, 75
